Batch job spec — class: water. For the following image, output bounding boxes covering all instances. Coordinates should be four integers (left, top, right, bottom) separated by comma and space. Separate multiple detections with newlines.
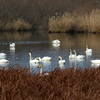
0, 31, 100, 73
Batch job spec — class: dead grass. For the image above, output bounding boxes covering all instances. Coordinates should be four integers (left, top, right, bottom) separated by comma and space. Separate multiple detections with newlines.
0, 18, 32, 31
0, 64, 100, 100
49, 9, 100, 33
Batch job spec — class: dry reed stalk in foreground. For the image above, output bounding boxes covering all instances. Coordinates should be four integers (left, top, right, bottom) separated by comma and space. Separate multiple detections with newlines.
0, 65, 100, 100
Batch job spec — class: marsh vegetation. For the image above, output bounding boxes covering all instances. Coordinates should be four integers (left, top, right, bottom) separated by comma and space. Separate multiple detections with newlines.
0, 65, 100, 100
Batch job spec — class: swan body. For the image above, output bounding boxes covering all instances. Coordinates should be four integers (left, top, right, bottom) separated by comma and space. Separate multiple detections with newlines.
91, 59, 100, 64
52, 43, 60, 47
0, 53, 6, 58
29, 53, 40, 64
10, 43, 15, 47
69, 49, 75, 59
85, 45, 92, 53
37, 57, 51, 61
52, 39, 60, 44
58, 56, 66, 64
73, 50, 85, 59
0, 59, 9, 63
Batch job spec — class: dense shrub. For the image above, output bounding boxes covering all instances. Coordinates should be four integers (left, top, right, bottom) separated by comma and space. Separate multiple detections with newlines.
0, 64, 100, 99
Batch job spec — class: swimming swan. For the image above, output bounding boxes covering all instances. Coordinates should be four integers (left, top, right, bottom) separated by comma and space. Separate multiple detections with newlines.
29, 53, 40, 64
37, 57, 52, 61
0, 59, 9, 63
10, 43, 15, 47
38, 65, 49, 76
69, 49, 75, 59
91, 59, 100, 64
58, 56, 66, 64
85, 45, 92, 53
0, 53, 6, 58
73, 50, 85, 59
52, 39, 60, 44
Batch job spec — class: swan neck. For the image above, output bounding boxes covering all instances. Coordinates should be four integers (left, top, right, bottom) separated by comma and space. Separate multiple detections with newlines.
40, 67, 42, 75
70, 51, 72, 56
74, 52, 77, 58
86, 47, 88, 50
38, 57, 42, 61
29, 54, 32, 60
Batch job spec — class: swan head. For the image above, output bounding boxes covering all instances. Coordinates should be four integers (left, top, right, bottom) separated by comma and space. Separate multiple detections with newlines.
73, 50, 76, 53
38, 65, 42, 68
86, 45, 88, 49
28, 53, 31, 56
58, 56, 62, 60
69, 49, 73, 52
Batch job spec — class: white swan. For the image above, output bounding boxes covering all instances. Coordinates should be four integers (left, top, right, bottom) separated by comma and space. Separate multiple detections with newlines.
0, 53, 6, 58
29, 53, 40, 64
69, 49, 75, 59
52, 39, 60, 44
0, 59, 9, 63
85, 45, 92, 53
73, 50, 85, 59
58, 56, 66, 64
37, 57, 52, 61
10, 43, 15, 47
91, 59, 100, 64
38, 65, 49, 76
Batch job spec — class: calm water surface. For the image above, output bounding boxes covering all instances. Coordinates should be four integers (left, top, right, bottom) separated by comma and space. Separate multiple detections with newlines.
0, 31, 100, 73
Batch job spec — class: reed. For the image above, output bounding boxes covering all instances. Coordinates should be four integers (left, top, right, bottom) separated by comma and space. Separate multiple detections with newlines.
0, 64, 100, 99
0, 18, 32, 31
49, 9, 100, 33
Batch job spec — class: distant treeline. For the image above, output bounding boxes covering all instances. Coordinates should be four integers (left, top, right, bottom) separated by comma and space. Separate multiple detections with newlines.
0, 0, 100, 31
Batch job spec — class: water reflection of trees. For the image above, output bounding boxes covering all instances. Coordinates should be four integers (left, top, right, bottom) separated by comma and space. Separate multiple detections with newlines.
0, 32, 33, 41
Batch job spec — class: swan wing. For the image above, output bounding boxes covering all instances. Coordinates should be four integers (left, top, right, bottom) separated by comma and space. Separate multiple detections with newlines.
42, 57, 51, 61
59, 60, 66, 64
77, 55, 85, 59
30, 60, 40, 64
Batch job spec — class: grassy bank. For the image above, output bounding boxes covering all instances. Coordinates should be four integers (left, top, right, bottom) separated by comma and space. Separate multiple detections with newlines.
0, 65, 100, 99
48, 9, 100, 33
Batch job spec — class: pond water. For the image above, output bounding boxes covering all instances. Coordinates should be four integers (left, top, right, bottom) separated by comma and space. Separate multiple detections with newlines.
0, 31, 100, 73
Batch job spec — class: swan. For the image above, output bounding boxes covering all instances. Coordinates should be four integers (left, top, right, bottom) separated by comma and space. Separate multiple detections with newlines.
69, 49, 75, 59
37, 57, 52, 61
52, 43, 60, 47
85, 45, 92, 53
29, 53, 40, 64
73, 50, 85, 59
10, 43, 15, 47
91, 59, 100, 64
0, 59, 9, 63
38, 65, 49, 76
0, 53, 6, 58
58, 56, 66, 64
52, 39, 60, 44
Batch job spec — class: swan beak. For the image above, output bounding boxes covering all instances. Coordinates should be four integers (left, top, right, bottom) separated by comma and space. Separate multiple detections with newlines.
38, 65, 42, 68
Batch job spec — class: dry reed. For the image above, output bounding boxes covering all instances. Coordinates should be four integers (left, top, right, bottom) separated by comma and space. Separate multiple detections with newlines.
0, 64, 100, 100
49, 9, 100, 33
0, 18, 32, 31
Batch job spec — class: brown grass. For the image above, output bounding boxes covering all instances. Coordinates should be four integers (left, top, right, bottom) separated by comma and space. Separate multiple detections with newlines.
0, 18, 32, 31
49, 9, 100, 33
0, 64, 100, 100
